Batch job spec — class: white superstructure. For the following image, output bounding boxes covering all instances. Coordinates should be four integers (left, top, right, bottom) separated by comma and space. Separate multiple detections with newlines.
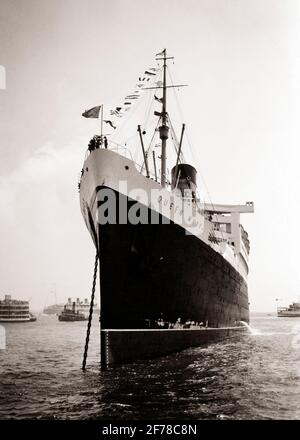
80, 148, 254, 282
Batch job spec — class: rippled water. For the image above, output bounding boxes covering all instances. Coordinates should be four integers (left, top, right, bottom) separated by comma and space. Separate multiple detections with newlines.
0, 314, 300, 420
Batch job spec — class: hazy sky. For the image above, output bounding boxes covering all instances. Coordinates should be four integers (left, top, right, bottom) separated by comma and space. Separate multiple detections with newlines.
0, 0, 300, 312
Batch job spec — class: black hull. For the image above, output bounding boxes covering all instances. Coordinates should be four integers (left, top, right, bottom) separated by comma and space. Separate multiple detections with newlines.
102, 327, 247, 366
277, 314, 300, 317
58, 316, 87, 322
94, 187, 249, 330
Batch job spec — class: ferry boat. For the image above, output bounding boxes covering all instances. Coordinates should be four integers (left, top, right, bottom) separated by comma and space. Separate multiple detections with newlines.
0, 295, 36, 322
277, 302, 300, 317
79, 50, 254, 365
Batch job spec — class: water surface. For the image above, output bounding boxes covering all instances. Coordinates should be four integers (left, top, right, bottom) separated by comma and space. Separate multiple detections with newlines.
0, 314, 299, 420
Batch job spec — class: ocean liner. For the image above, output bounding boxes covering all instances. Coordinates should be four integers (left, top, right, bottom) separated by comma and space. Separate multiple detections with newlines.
79, 50, 254, 366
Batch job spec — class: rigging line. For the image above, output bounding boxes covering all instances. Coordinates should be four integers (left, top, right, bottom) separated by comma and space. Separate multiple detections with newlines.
168, 116, 179, 156
167, 66, 215, 222
133, 133, 142, 162
167, 67, 224, 244
167, 65, 185, 123
142, 86, 155, 130
114, 67, 162, 139
110, 91, 149, 141
108, 138, 134, 149
133, 119, 160, 163
167, 65, 213, 202
107, 138, 149, 174
119, 131, 141, 161
178, 117, 223, 243
117, 132, 139, 147
141, 118, 161, 171
167, 67, 210, 208
140, 117, 161, 176
168, 116, 186, 164
166, 68, 190, 165
139, 67, 164, 164
167, 66, 197, 164
184, 129, 218, 210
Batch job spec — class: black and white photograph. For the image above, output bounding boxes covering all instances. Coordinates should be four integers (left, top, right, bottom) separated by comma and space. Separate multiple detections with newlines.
0, 0, 300, 432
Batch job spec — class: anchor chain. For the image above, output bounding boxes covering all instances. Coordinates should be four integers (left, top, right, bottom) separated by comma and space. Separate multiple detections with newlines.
82, 252, 98, 371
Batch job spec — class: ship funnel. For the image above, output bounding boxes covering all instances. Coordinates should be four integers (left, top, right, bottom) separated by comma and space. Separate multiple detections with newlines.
171, 164, 197, 199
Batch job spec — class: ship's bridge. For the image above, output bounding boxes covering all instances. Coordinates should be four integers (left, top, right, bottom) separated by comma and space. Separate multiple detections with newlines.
204, 202, 254, 266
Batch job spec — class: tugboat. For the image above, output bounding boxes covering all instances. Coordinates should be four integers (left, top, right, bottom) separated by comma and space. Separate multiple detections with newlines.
58, 301, 88, 322
63, 297, 99, 318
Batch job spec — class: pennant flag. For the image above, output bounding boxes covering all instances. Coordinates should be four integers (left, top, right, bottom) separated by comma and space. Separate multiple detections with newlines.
107, 55, 161, 124
110, 107, 123, 117
145, 70, 156, 76
154, 95, 163, 103
82, 105, 101, 118
110, 110, 117, 116
104, 120, 116, 129
156, 49, 166, 56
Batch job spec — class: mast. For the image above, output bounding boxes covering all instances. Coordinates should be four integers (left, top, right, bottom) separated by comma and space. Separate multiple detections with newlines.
138, 125, 150, 178
100, 105, 103, 139
158, 49, 171, 187
143, 50, 186, 186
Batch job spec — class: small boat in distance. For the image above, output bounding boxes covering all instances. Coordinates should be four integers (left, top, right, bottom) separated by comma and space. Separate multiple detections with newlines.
29, 313, 37, 322
43, 303, 65, 315
58, 301, 88, 322
64, 298, 99, 318
277, 302, 300, 317
44, 298, 99, 316
0, 295, 37, 322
